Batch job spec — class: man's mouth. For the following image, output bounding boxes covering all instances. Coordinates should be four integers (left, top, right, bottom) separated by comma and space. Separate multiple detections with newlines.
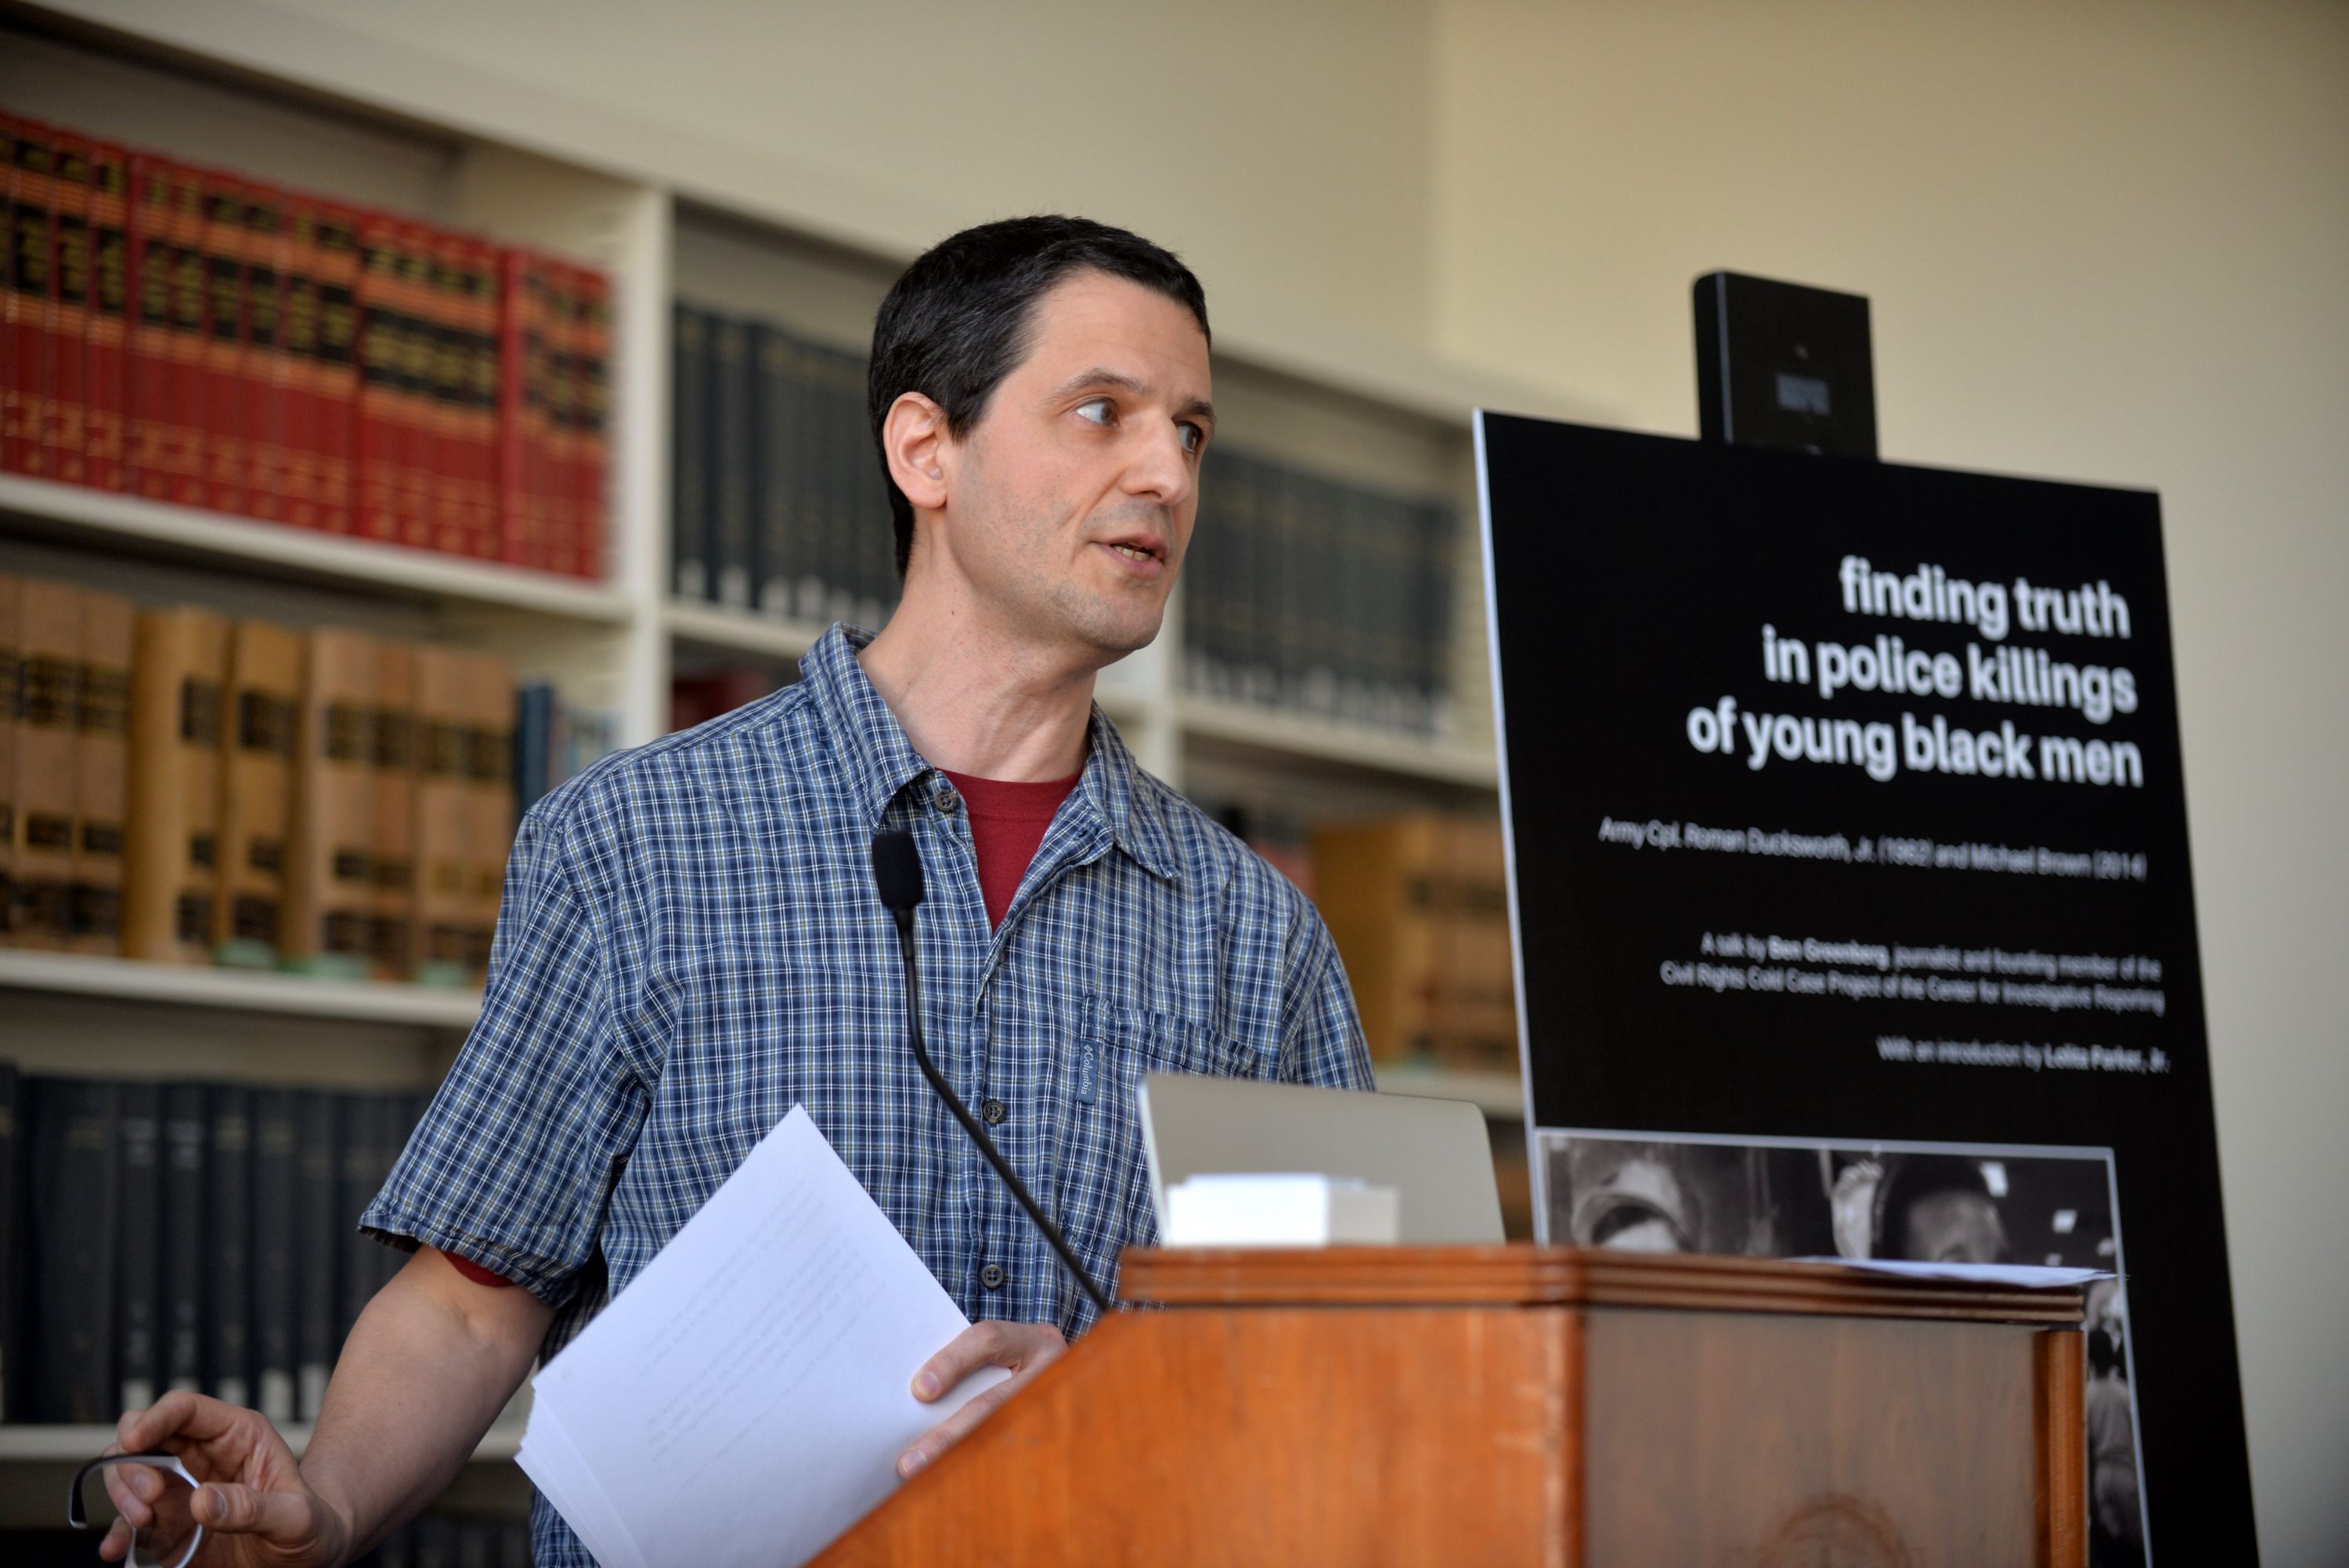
1107, 542, 1159, 562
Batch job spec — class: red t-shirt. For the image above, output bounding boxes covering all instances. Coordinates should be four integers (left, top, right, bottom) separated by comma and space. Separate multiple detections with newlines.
444, 764, 1082, 1291
938, 766, 1083, 930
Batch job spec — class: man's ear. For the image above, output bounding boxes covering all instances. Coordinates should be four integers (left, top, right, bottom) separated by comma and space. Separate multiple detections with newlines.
882, 391, 951, 514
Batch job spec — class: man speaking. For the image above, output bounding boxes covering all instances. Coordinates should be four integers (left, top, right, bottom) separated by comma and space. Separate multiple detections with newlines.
97, 216, 1373, 1566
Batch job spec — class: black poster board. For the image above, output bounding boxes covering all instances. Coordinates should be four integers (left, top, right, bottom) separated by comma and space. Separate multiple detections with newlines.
1478, 413, 2252, 1559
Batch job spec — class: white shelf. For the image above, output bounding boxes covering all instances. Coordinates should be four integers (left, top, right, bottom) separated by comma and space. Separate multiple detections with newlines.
0, 951, 481, 1029
1373, 1062, 1526, 1118
662, 598, 832, 660
0, 475, 632, 624
1178, 695, 1499, 788
0, 1423, 522, 1463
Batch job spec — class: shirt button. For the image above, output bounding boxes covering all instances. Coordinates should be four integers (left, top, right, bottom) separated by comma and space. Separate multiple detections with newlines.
932, 780, 959, 813
979, 1263, 1007, 1291
981, 1098, 1008, 1126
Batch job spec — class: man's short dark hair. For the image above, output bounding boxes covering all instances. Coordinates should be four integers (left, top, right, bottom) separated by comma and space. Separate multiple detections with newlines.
867, 215, 1211, 575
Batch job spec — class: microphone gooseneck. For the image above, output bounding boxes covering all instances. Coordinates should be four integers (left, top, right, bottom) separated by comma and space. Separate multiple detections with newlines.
869, 830, 1117, 1319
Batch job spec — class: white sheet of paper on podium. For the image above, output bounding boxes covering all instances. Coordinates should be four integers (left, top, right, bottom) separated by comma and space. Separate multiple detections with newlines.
516, 1105, 1010, 1568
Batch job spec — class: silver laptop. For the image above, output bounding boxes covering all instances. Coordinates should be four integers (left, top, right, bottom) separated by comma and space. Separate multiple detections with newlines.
1137, 1074, 1506, 1244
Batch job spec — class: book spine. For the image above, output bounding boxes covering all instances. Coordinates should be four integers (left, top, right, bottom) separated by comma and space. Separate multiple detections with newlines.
394, 222, 441, 552
355, 212, 404, 546
371, 639, 419, 981
542, 265, 582, 578
293, 1088, 337, 1418
215, 618, 299, 967
86, 141, 132, 492
467, 654, 516, 976
0, 1061, 17, 1418
240, 182, 292, 525
412, 644, 472, 986
281, 628, 378, 977
513, 680, 548, 819
425, 229, 471, 558
158, 160, 211, 506
711, 311, 753, 608
749, 323, 794, 618
198, 168, 251, 517
311, 204, 363, 535
126, 608, 229, 961
0, 571, 18, 943
0, 117, 20, 480
832, 347, 871, 626
26, 1076, 120, 1422
7, 119, 58, 479
69, 589, 132, 953
250, 1087, 299, 1424
669, 301, 709, 600
278, 197, 323, 530
1417, 503, 1455, 734
49, 131, 93, 487
161, 1081, 207, 1395
462, 240, 503, 561
15, 579, 78, 946
572, 265, 612, 581
128, 155, 179, 502
206, 1083, 253, 1408
519, 255, 555, 572
494, 247, 532, 568
115, 1080, 164, 1411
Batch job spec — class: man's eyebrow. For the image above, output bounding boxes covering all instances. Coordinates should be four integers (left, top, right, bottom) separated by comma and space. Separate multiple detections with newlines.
1053, 367, 1216, 428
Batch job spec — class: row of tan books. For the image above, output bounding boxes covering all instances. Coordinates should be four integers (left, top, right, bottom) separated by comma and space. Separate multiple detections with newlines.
1312, 814, 1517, 1069
1, 572, 513, 982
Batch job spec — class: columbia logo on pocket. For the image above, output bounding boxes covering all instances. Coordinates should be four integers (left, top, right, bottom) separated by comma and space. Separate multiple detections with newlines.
1073, 1033, 1100, 1105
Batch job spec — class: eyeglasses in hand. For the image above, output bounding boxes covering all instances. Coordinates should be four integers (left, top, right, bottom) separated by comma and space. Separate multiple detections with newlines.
69, 1451, 206, 1568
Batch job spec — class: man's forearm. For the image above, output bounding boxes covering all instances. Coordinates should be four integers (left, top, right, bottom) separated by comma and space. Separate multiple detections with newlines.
298, 1248, 549, 1562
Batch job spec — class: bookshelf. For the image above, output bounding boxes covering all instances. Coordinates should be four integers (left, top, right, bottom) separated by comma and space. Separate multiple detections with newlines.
0, 2, 1536, 1523
0, 476, 633, 625
0, 949, 479, 1029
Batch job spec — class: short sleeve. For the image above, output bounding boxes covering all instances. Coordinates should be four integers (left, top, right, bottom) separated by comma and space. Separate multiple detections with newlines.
1276, 904, 1377, 1092
361, 806, 644, 1307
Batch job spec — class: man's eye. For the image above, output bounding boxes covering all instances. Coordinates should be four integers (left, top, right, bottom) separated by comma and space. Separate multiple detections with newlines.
1074, 397, 1115, 426
1178, 423, 1204, 456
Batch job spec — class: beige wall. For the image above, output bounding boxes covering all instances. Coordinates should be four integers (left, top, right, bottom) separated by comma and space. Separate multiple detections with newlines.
1431, 5, 2349, 1558
225, 0, 1441, 365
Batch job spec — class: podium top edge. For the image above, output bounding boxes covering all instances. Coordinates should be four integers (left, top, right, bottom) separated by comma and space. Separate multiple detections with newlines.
1117, 1245, 2085, 1326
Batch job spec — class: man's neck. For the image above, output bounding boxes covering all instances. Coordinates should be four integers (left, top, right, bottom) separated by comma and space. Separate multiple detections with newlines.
857, 582, 1099, 783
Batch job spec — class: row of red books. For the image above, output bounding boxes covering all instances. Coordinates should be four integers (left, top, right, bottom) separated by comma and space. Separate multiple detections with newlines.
0, 110, 608, 579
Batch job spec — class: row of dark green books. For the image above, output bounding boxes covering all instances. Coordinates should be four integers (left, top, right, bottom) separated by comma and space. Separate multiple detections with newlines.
1183, 449, 1458, 736
670, 301, 900, 634
9, 1509, 529, 1568
1, 1062, 425, 1426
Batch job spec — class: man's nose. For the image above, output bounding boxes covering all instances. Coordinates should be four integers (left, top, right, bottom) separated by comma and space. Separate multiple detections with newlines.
1122, 423, 1193, 508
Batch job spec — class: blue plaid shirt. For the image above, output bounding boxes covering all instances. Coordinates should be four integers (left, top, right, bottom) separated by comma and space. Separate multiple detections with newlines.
363, 623, 1371, 1567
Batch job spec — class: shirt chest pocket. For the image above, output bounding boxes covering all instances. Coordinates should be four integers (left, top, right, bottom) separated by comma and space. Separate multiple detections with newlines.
1049, 997, 1276, 1284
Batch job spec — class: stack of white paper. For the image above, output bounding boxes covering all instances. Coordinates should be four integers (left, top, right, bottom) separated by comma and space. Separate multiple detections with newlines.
1162, 1173, 1401, 1246
516, 1105, 1009, 1568
1799, 1257, 2111, 1288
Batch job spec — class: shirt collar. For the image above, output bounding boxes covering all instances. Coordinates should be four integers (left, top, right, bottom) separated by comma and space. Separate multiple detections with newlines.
798, 623, 1181, 881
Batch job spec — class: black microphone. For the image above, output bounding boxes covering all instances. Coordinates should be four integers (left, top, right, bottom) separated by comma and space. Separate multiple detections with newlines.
870, 830, 1117, 1319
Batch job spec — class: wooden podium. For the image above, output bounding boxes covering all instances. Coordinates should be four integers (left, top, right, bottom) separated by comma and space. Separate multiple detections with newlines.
814, 1247, 2086, 1567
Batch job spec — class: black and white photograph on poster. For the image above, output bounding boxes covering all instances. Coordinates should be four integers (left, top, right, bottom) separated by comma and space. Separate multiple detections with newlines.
1478, 413, 2257, 1551
1541, 1128, 2145, 1565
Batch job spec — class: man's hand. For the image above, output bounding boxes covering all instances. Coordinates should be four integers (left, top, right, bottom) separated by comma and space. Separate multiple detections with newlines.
96, 1391, 351, 1567
896, 1321, 1068, 1478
